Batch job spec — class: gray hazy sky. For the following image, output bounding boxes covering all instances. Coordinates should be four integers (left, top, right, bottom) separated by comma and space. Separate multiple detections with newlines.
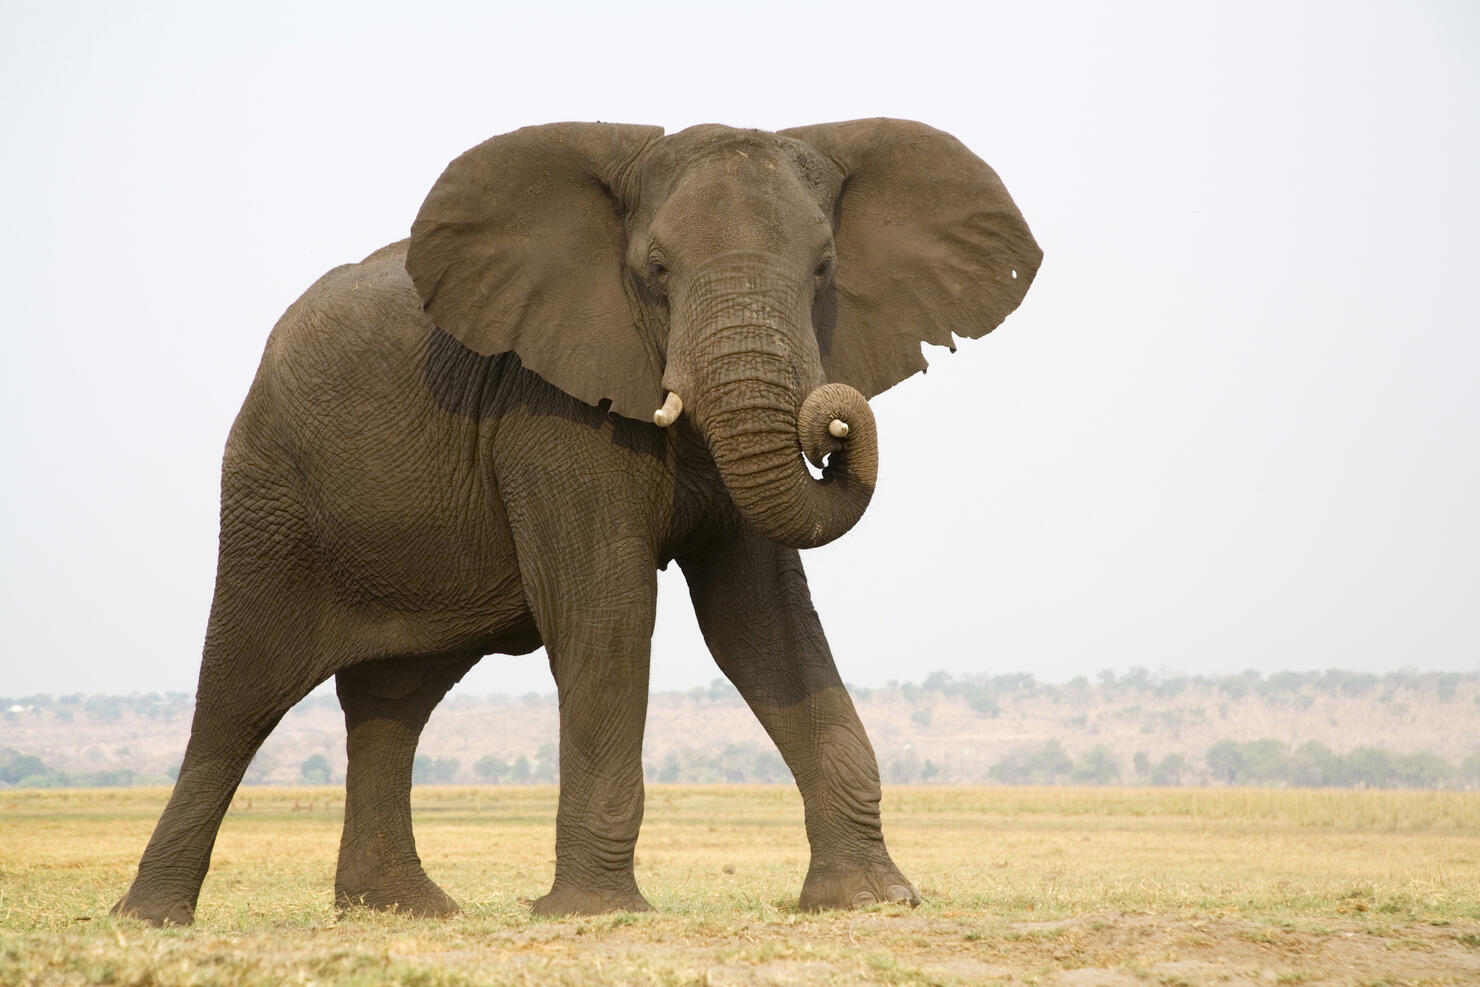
2, 1, 1477, 700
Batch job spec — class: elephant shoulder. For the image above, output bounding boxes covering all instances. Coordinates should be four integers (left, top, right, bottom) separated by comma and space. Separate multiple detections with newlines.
259, 242, 431, 377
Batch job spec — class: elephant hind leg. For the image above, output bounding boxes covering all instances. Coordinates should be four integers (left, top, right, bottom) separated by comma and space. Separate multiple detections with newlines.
333, 653, 477, 918
111, 622, 323, 925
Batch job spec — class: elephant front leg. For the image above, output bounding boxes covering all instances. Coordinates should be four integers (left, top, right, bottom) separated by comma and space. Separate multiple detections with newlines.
515, 533, 658, 916
532, 636, 654, 917
333, 655, 476, 917
679, 526, 920, 911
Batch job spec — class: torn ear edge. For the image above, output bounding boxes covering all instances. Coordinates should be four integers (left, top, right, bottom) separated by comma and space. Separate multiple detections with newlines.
783, 118, 1042, 400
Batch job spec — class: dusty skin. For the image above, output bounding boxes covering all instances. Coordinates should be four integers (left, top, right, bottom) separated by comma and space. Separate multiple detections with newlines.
7, 786, 1480, 985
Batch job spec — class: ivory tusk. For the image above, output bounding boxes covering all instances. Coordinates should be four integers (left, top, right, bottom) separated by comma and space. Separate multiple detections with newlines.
653, 392, 683, 428
828, 419, 849, 439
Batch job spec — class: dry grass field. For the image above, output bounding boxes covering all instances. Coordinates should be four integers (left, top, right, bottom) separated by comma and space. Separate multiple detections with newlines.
2, 786, 1478, 985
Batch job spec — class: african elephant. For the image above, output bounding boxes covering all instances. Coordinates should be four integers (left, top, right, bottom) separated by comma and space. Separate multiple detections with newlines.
111, 119, 1040, 925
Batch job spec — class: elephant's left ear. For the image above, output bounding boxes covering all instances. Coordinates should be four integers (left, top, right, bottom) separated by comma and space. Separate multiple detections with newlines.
781, 119, 1042, 399
407, 122, 664, 419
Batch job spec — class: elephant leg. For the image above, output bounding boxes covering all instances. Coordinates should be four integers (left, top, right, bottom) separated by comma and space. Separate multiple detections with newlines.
333, 654, 477, 917
111, 606, 325, 925
509, 517, 657, 916
678, 524, 920, 911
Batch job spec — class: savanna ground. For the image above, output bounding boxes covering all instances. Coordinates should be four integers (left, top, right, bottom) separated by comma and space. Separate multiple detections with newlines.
2, 787, 1478, 985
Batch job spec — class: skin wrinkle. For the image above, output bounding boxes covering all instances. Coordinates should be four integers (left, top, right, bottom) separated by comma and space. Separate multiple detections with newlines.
114, 120, 1038, 924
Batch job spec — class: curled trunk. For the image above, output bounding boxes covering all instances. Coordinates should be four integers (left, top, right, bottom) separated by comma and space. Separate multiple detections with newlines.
688, 338, 878, 550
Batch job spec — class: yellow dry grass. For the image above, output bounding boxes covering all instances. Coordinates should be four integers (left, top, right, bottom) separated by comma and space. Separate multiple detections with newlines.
2, 786, 1478, 984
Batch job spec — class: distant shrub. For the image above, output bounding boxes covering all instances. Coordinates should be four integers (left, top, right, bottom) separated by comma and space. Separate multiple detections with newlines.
300, 754, 331, 785
1120, 667, 1153, 693
412, 755, 459, 785
966, 692, 1001, 717
1240, 739, 1292, 785
1257, 671, 1317, 697
1071, 745, 1121, 785
84, 695, 124, 724
532, 743, 558, 783
707, 678, 741, 703
1150, 754, 1187, 786
1206, 739, 1243, 784
1218, 671, 1259, 700
0, 750, 46, 785
922, 671, 953, 692
1317, 670, 1379, 697
1154, 677, 1188, 698
1435, 673, 1461, 702
1394, 752, 1454, 789
475, 755, 509, 784
1343, 747, 1396, 788
885, 753, 922, 784
989, 740, 1073, 785
1288, 741, 1341, 787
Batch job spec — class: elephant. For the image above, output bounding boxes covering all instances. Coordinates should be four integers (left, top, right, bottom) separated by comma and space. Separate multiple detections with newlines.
111, 118, 1040, 925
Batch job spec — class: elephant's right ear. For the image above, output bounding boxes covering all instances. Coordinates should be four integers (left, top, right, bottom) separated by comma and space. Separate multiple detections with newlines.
407, 122, 664, 418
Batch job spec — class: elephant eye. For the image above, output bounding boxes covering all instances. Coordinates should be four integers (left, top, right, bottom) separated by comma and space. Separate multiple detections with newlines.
648, 258, 670, 288
814, 256, 834, 280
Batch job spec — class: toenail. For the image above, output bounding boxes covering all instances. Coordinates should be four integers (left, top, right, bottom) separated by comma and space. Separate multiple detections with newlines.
851, 890, 878, 907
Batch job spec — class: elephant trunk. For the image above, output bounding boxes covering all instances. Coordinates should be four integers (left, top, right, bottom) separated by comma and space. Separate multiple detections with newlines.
671, 259, 878, 549
705, 377, 877, 549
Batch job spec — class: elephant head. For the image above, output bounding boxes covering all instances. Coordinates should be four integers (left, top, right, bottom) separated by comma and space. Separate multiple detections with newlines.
406, 120, 1041, 548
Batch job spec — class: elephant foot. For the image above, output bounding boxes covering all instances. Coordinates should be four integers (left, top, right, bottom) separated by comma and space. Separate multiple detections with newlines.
798, 858, 921, 912
530, 881, 654, 917
335, 872, 461, 919
110, 886, 195, 927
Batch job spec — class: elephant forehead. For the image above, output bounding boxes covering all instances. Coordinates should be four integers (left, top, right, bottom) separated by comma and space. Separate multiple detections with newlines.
640, 126, 839, 215
653, 173, 828, 257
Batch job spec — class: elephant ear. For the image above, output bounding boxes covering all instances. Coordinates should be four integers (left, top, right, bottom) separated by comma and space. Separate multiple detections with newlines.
407, 122, 664, 419
781, 119, 1042, 398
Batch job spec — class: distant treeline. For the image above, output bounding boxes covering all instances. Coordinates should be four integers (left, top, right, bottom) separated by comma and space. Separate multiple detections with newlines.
354, 738, 1480, 789
847, 667, 1478, 718
1, 692, 193, 722
6, 668, 1478, 791
409, 743, 795, 787
6, 738, 1480, 791
6, 667, 1475, 722
980, 739, 1480, 790
0, 749, 174, 789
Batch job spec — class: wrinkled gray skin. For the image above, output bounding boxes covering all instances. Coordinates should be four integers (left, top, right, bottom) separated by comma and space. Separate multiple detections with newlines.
112, 120, 1040, 924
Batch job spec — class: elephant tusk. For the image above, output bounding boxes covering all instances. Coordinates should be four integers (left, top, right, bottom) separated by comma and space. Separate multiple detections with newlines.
828, 419, 849, 439
654, 392, 684, 428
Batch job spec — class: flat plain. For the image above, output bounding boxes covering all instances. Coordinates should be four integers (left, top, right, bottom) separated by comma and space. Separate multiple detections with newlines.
2, 786, 1478, 985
